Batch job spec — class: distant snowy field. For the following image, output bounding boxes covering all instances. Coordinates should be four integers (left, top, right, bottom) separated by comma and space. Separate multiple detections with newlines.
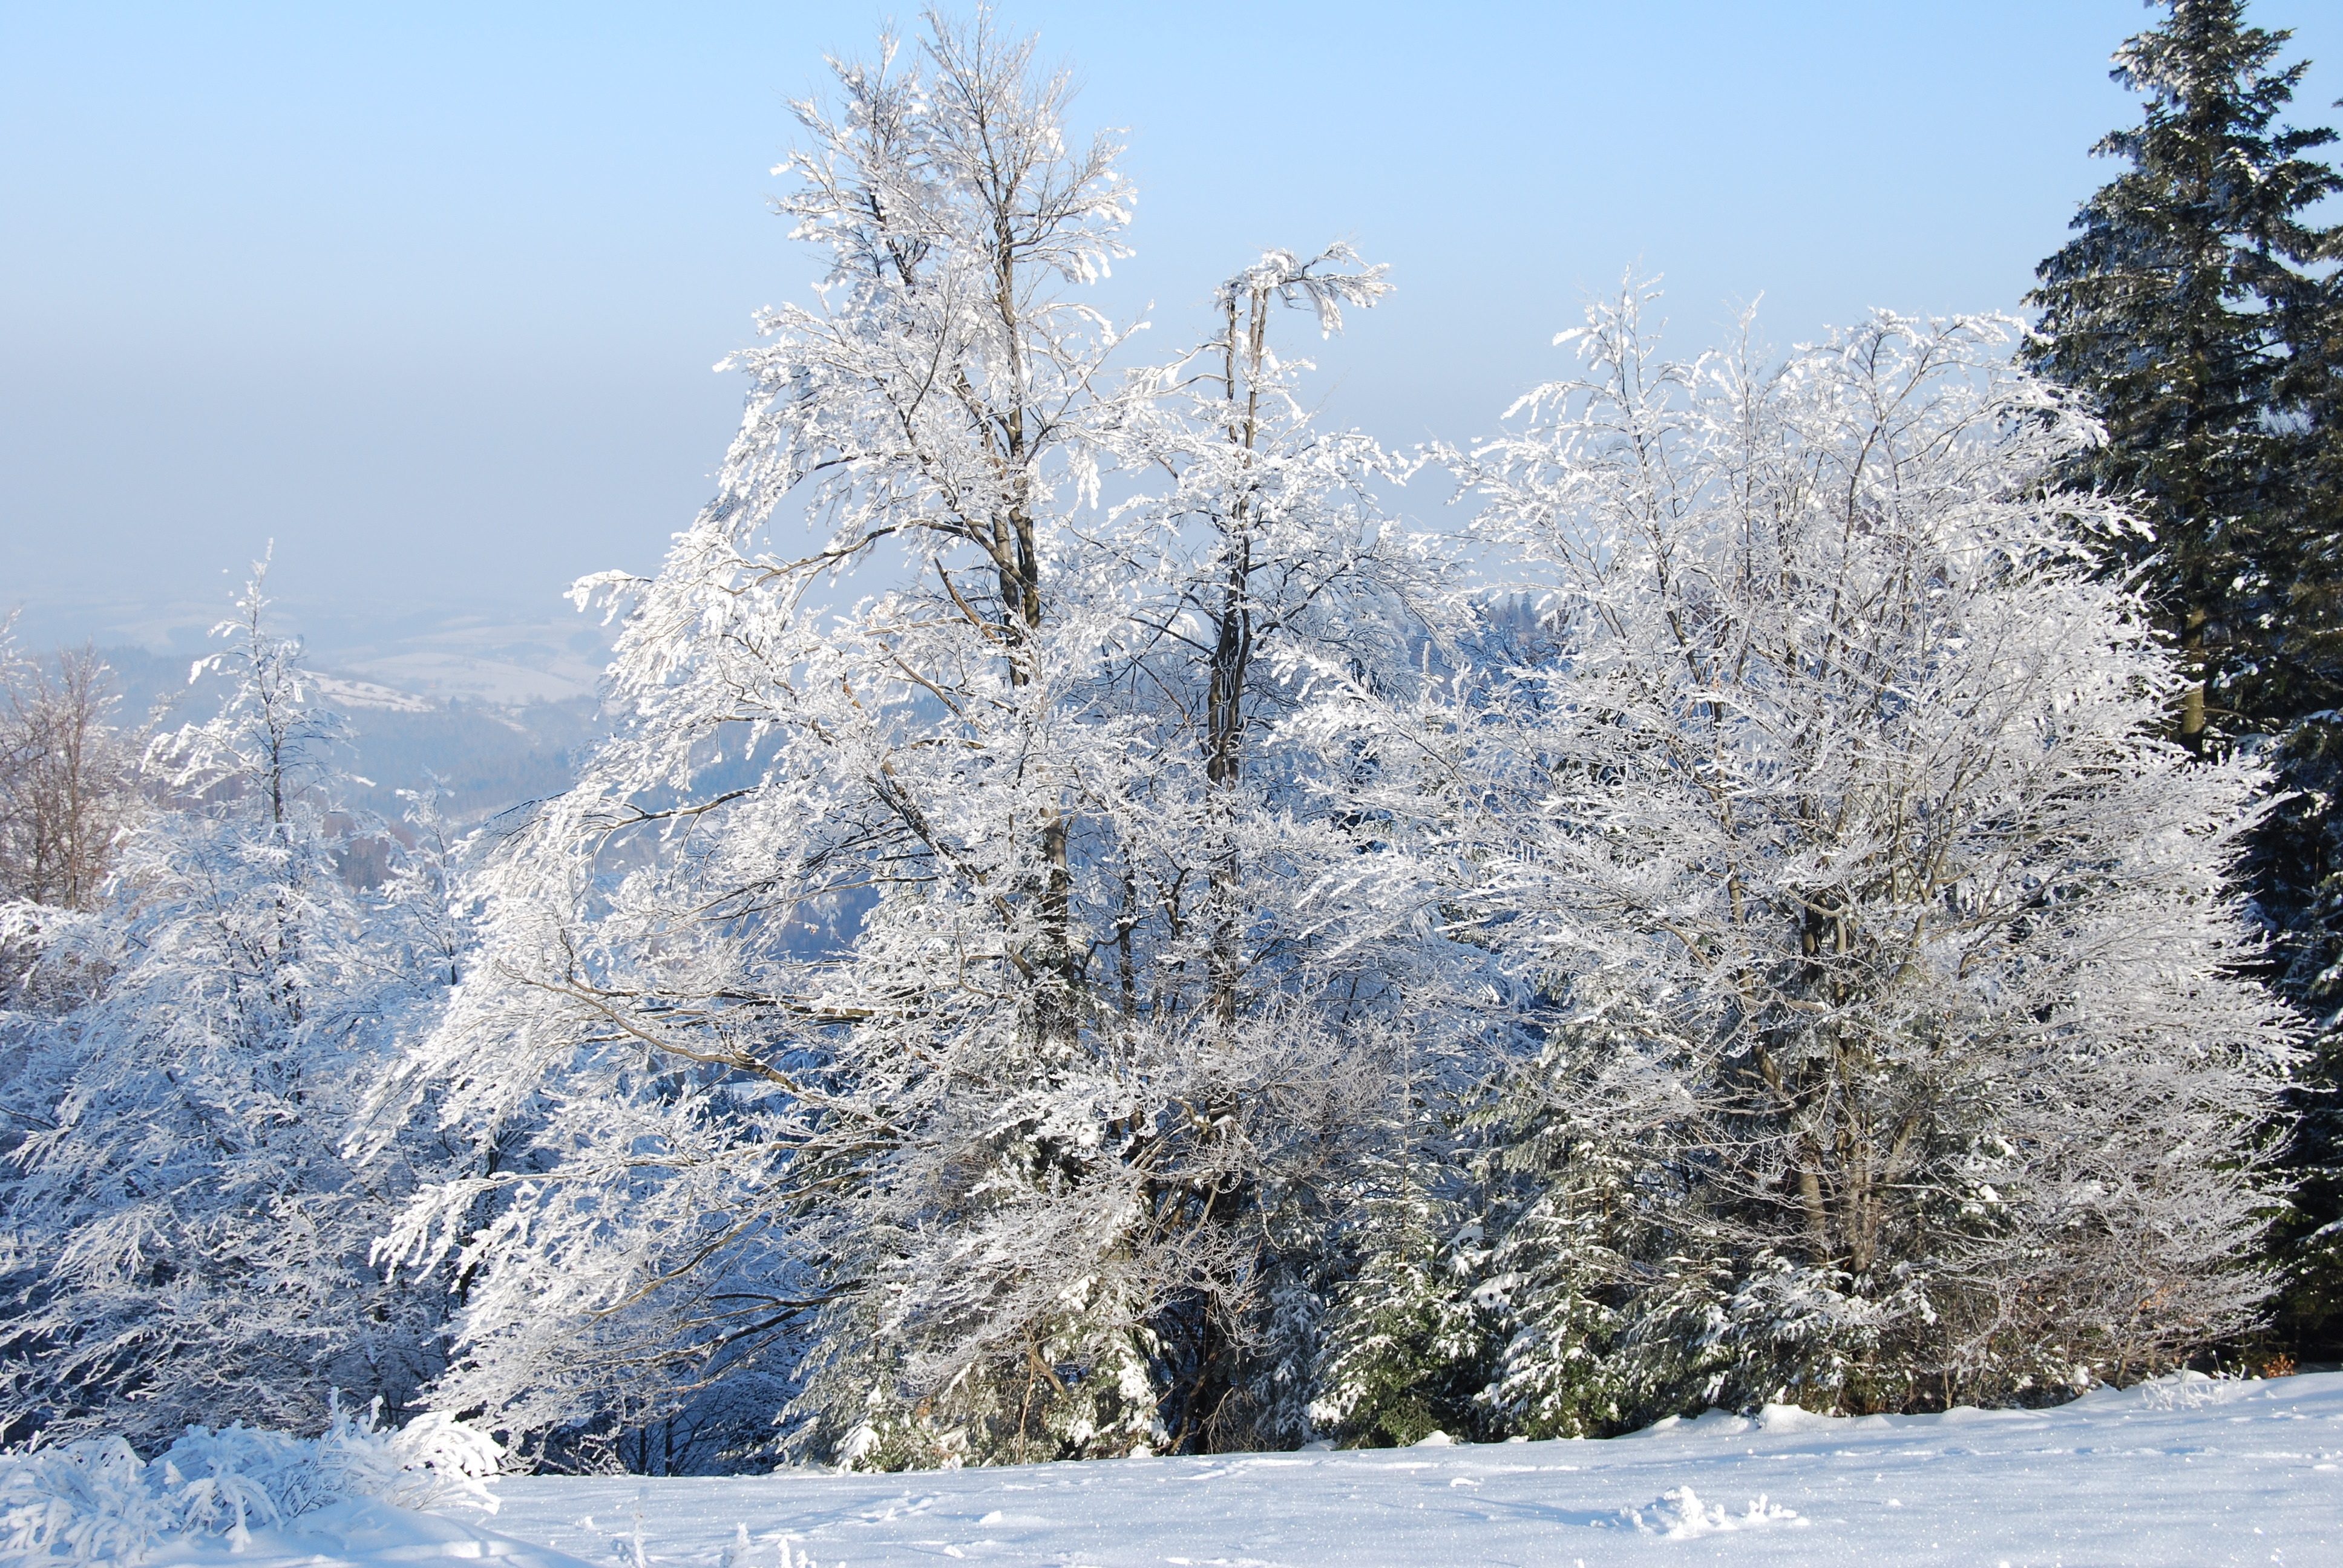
130, 1371, 2341, 1568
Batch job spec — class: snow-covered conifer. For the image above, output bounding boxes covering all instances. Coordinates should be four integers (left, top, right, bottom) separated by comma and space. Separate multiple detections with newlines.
0, 566, 460, 1446
1305, 1122, 1495, 1448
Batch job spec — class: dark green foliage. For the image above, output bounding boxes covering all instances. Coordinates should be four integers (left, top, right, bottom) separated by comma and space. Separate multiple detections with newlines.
2024, 0, 2343, 1354
2024, 0, 2336, 745
1467, 1036, 1640, 1439
2264, 241, 2343, 1356
1308, 1149, 1496, 1448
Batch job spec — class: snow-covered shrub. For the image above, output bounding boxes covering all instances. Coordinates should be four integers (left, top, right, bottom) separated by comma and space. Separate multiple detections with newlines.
0, 1408, 500, 1566
308, 1408, 503, 1515
0, 1439, 167, 1566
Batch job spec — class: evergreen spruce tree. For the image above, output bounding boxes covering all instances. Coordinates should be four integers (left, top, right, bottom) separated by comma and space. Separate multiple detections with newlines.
1469, 1027, 1641, 1439
2262, 160, 2343, 1354
2024, 0, 2343, 1356
1306, 1103, 1492, 1448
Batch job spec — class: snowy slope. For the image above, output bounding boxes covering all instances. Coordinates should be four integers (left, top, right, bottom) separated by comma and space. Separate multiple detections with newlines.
143, 1500, 597, 1568
474, 1373, 2341, 1568
146, 1374, 2342, 1568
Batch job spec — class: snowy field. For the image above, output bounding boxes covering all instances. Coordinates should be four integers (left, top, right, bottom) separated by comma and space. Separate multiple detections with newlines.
143, 1372, 2343, 1568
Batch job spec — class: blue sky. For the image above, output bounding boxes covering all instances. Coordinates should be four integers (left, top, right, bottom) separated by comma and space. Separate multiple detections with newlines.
4, 1, 2338, 652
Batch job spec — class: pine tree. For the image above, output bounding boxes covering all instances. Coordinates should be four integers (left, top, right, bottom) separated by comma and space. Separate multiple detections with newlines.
1467, 1024, 1642, 1439
1306, 1181, 1489, 1449
2025, 0, 2337, 747
2274, 258, 2343, 1348
2024, 0, 2343, 1359
1306, 1078, 1495, 1449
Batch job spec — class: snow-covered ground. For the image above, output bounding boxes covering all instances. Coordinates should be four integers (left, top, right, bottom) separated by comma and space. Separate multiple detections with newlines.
140, 1373, 2343, 1568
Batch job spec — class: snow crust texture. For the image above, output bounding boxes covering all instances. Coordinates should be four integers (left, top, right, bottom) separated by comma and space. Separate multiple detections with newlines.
452, 1373, 2343, 1568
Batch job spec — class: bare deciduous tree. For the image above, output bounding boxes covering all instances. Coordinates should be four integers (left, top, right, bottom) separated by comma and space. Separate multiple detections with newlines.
0, 630, 132, 912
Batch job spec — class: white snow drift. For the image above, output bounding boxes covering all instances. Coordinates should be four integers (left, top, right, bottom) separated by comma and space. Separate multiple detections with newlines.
10, 1373, 2336, 1568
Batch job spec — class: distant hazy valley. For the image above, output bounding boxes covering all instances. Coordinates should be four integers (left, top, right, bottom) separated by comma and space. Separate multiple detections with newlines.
94, 615, 613, 828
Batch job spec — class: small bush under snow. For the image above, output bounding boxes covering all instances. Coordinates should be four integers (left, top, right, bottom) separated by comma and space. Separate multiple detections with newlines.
0, 1407, 501, 1565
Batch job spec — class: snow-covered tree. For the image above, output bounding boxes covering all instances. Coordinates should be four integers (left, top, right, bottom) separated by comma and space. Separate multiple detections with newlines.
382, 11, 1488, 1468
0, 567, 461, 1447
1446, 287, 2299, 1422
2024, 0, 2343, 1365
1086, 243, 1495, 1449
0, 630, 133, 917
0, 630, 137, 1023
2025, 0, 2338, 755
1303, 1099, 1496, 1449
